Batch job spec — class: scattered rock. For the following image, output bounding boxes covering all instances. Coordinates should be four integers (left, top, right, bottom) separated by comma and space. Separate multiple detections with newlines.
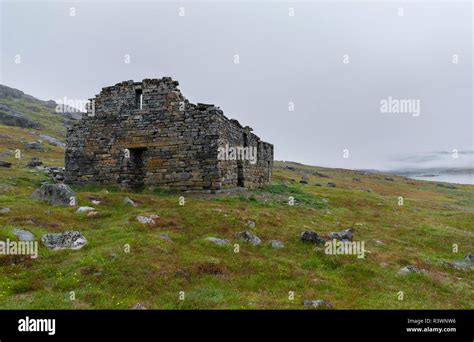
26, 141, 43, 150
327, 182, 336, 188
237, 231, 262, 246
124, 197, 137, 207
270, 240, 284, 249
39, 134, 66, 148
26, 157, 42, 168
91, 200, 101, 205
328, 227, 353, 242
12, 229, 35, 241
205, 237, 229, 246
367, 188, 373, 193
159, 234, 172, 241
131, 303, 147, 310
87, 211, 98, 217
352, 177, 361, 182
41, 231, 87, 250
31, 183, 76, 206
300, 176, 309, 184
0, 150, 13, 158
444, 253, 474, 270
44, 167, 65, 183
313, 171, 329, 178
303, 300, 333, 309
0, 103, 42, 129
76, 206, 95, 213
0, 207, 11, 214
314, 183, 322, 186
0, 160, 12, 168
246, 220, 256, 228
399, 265, 425, 275
437, 183, 457, 190
300, 230, 326, 244
384, 177, 394, 181
136, 215, 155, 225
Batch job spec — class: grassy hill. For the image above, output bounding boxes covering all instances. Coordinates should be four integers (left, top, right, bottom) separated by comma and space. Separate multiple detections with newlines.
0, 86, 472, 309
0, 84, 74, 140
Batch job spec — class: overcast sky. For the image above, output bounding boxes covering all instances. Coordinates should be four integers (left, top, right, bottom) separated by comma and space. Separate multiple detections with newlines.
1, 1, 472, 170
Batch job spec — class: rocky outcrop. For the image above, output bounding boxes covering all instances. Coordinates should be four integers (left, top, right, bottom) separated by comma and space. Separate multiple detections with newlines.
39, 134, 66, 148
0, 103, 42, 129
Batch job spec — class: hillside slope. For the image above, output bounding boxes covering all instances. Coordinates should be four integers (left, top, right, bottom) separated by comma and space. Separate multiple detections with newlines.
0, 84, 79, 141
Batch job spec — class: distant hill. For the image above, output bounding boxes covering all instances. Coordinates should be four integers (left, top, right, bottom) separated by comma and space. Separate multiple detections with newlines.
0, 84, 80, 140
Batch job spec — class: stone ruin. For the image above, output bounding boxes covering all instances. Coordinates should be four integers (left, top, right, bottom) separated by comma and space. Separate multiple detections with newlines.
65, 77, 273, 191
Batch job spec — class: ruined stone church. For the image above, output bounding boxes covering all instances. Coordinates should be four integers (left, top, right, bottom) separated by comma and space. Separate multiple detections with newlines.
65, 78, 273, 191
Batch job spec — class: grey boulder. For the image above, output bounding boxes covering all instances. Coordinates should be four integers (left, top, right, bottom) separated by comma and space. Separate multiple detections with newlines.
26, 157, 42, 168
0, 160, 12, 168
300, 230, 326, 244
32, 183, 76, 206
328, 227, 354, 242
303, 300, 333, 309
13, 228, 35, 241
399, 265, 425, 275
270, 240, 284, 249
237, 231, 262, 246
205, 237, 229, 246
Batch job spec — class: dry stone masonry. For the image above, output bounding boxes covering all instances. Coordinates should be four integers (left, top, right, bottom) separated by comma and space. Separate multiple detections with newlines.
65, 78, 273, 191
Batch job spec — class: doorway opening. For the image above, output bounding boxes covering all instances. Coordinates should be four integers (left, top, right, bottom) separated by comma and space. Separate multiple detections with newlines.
237, 161, 244, 187
267, 160, 271, 181
129, 147, 146, 191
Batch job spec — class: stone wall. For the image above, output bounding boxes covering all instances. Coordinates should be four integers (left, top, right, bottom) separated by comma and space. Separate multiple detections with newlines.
65, 78, 273, 191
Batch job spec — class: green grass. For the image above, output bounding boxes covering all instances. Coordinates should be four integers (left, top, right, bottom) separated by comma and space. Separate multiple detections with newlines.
0, 140, 472, 309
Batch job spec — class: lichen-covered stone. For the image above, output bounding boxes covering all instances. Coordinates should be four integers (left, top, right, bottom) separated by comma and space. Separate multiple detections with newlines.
41, 231, 87, 250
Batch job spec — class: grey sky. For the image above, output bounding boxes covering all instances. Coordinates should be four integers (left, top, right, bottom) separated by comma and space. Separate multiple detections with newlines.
1, 1, 472, 170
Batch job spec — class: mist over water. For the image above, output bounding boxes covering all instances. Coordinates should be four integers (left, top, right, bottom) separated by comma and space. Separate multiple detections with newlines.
379, 151, 474, 185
